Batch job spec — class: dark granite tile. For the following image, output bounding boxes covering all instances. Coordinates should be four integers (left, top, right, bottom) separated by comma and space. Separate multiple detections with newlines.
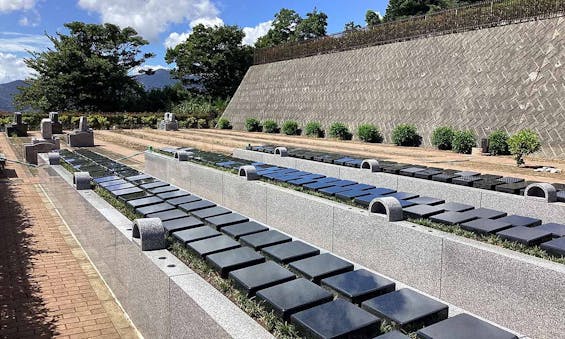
291, 299, 381, 339
112, 187, 144, 197
495, 215, 542, 227
98, 179, 127, 187
162, 216, 204, 233
127, 196, 163, 208
168, 195, 202, 206
135, 202, 175, 216
146, 209, 189, 222
106, 182, 137, 192
172, 226, 221, 243
535, 223, 565, 238
139, 181, 169, 189
289, 253, 354, 284
321, 269, 395, 305
429, 211, 478, 225
148, 185, 179, 194
406, 197, 445, 206
206, 247, 265, 278
240, 230, 292, 250
178, 200, 216, 212
454, 171, 480, 177
374, 330, 410, 338
460, 207, 506, 220
403, 205, 445, 219
383, 192, 419, 200
496, 226, 553, 246
452, 176, 482, 187
221, 221, 269, 240
319, 183, 374, 196
496, 177, 524, 184
94, 175, 121, 183
540, 237, 565, 256
262, 241, 320, 264
229, 261, 296, 297
433, 202, 474, 212
156, 190, 190, 200
431, 173, 457, 183
191, 206, 231, 219
413, 169, 443, 180
205, 213, 249, 229
460, 218, 513, 235
187, 235, 241, 258
125, 174, 152, 182
416, 313, 518, 339
495, 181, 531, 194
399, 167, 427, 177
361, 289, 448, 332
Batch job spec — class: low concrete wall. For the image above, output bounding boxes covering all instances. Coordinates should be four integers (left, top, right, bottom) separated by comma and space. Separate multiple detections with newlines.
233, 149, 565, 224
146, 151, 565, 339
41, 164, 272, 339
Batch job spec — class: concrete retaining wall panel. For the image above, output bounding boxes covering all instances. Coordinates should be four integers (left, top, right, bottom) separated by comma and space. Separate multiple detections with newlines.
222, 174, 268, 223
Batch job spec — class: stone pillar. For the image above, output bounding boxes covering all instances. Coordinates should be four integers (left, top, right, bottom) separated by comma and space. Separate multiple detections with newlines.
40, 118, 53, 139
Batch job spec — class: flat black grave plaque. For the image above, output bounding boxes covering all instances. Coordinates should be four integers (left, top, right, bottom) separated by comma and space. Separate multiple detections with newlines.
172, 226, 221, 243
187, 234, 240, 257
127, 196, 163, 208
255, 278, 334, 320
206, 247, 265, 278
460, 208, 506, 220
496, 226, 553, 246
168, 195, 201, 206
221, 221, 269, 240
430, 211, 478, 225
125, 174, 152, 182
406, 197, 445, 206
106, 182, 136, 191
403, 205, 445, 219
230, 261, 295, 297
94, 176, 120, 183
205, 213, 249, 229
157, 190, 190, 200
540, 237, 565, 256
304, 179, 356, 191
536, 223, 565, 238
384, 192, 419, 201
334, 157, 356, 165
148, 185, 179, 194
319, 183, 373, 196
262, 241, 320, 264
345, 159, 363, 167
335, 188, 375, 200
414, 169, 443, 180
191, 206, 231, 219
434, 202, 474, 212
291, 299, 380, 339
240, 230, 292, 250
495, 181, 531, 194
112, 187, 143, 197
289, 253, 354, 284
361, 288, 448, 332
431, 173, 457, 183
383, 164, 411, 174
399, 167, 427, 177
495, 215, 542, 227
454, 171, 480, 177
99, 179, 127, 187
288, 176, 326, 186
162, 216, 204, 233
374, 330, 410, 338
146, 209, 188, 222
140, 181, 169, 189
461, 218, 513, 235
179, 200, 216, 212
496, 177, 524, 184
136, 202, 175, 216
416, 313, 518, 339
452, 176, 482, 187
321, 269, 395, 305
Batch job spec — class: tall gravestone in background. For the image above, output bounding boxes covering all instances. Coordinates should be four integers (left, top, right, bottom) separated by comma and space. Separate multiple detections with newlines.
5, 112, 28, 137
67, 116, 94, 147
24, 118, 60, 165
158, 112, 178, 131
49, 112, 63, 134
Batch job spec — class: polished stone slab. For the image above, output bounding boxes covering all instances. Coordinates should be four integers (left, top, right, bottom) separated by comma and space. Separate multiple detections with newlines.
105, 182, 136, 191
148, 185, 179, 194
321, 269, 395, 305
206, 247, 265, 278
361, 289, 448, 332
136, 202, 175, 216
495, 215, 542, 227
288, 176, 326, 186
460, 208, 507, 220
191, 206, 231, 219
403, 205, 445, 219
229, 261, 295, 297
431, 173, 458, 183
429, 211, 478, 225
454, 171, 480, 177
127, 196, 164, 208
460, 218, 513, 235
99, 179, 127, 187
172, 226, 221, 243
496, 177, 524, 184
221, 221, 269, 240
304, 179, 356, 191
433, 202, 474, 212
335, 188, 377, 200
536, 223, 565, 238
156, 190, 190, 200
399, 167, 427, 177
319, 184, 374, 196
113, 187, 145, 197
414, 169, 443, 180
125, 174, 153, 182
540, 237, 565, 256
290, 299, 381, 339
382, 164, 411, 174
496, 226, 553, 246
289, 253, 354, 284
495, 181, 531, 194
416, 313, 518, 339
168, 195, 202, 206
384, 192, 419, 201
240, 230, 292, 250
140, 181, 169, 189
374, 330, 410, 339
255, 278, 334, 320
94, 175, 121, 183
146, 209, 189, 222
262, 240, 320, 264
406, 197, 445, 206
452, 176, 483, 187
178, 200, 216, 212
162, 216, 204, 233
187, 235, 241, 258
205, 213, 249, 229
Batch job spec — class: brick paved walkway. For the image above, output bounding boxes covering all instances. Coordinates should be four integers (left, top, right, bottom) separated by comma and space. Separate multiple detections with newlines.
0, 135, 138, 339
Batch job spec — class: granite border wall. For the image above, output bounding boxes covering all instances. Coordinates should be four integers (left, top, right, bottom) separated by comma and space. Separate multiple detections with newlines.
145, 151, 565, 339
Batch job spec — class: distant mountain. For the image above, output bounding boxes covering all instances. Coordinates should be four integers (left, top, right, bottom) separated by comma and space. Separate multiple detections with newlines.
0, 80, 27, 112
135, 69, 179, 90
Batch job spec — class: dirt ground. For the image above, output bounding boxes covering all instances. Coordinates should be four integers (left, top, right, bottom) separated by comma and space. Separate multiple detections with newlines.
76, 128, 565, 185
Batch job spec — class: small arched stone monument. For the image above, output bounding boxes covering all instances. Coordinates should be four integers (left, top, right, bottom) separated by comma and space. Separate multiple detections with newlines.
239, 165, 259, 180
132, 218, 166, 251
524, 183, 557, 203
361, 159, 380, 172
369, 197, 404, 221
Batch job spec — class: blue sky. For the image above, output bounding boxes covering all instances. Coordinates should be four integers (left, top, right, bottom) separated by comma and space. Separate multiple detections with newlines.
0, 0, 389, 83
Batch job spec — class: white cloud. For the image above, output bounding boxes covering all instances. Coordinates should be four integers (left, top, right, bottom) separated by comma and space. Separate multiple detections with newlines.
242, 20, 272, 46
0, 32, 51, 53
0, 0, 35, 12
0, 52, 33, 83
77, 0, 220, 41
164, 16, 224, 48
130, 64, 170, 75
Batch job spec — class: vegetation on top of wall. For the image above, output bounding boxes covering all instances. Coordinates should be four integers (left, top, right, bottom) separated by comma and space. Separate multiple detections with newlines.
452, 130, 477, 154
508, 129, 541, 166
488, 130, 510, 156
244, 118, 263, 132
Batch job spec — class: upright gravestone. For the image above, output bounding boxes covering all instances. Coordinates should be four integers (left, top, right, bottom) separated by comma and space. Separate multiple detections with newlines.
157, 112, 179, 131
24, 118, 60, 165
40, 118, 52, 139
5, 112, 28, 137
67, 116, 94, 147
49, 112, 63, 134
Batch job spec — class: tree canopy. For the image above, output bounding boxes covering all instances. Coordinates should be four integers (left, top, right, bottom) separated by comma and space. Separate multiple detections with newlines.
255, 8, 328, 48
165, 24, 253, 99
365, 10, 382, 27
15, 21, 153, 112
384, 0, 483, 21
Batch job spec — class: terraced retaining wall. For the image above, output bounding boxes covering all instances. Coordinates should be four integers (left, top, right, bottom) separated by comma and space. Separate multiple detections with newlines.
222, 16, 565, 158
145, 151, 565, 339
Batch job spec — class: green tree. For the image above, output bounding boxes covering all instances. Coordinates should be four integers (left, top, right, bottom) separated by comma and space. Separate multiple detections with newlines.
384, 0, 454, 21
165, 24, 253, 99
256, 8, 301, 48
365, 10, 382, 27
15, 22, 153, 112
344, 21, 362, 33
295, 9, 328, 41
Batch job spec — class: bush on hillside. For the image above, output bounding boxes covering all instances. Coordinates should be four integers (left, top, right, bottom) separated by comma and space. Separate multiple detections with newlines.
216, 118, 232, 129
391, 124, 421, 146
488, 130, 509, 155
305, 121, 324, 138
282, 120, 300, 135
431, 126, 455, 150
452, 130, 477, 154
508, 129, 541, 166
244, 118, 262, 132
329, 122, 352, 140
357, 124, 383, 143
263, 120, 279, 133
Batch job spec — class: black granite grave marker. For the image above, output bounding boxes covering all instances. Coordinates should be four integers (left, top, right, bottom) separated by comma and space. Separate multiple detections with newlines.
191, 206, 231, 219
262, 241, 320, 264
406, 197, 445, 206
416, 313, 518, 339
229, 261, 296, 296
460, 218, 513, 235
403, 205, 445, 219
162, 216, 204, 233
429, 211, 478, 225
221, 221, 269, 240
168, 195, 202, 206
140, 181, 169, 189
157, 190, 190, 200
433, 202, 474, 212
146, 209, 188, 222
495, 215, 542, 227
172, 226, 221, 243
540, 237, 565, 256
206, 247, 265, 278
497, 226, 553, 246
240, 230, 292, 250
187, 235, 240, 257
148, 185, 179, 194
535, 223, 565, 238
321, 269, 395, 305
289, 253, 354, 283
178, 200, 216, 212
460, 208, 506, 220
136, 202, 175, 216
127, 196, 163, 208
205, 213, 249, 229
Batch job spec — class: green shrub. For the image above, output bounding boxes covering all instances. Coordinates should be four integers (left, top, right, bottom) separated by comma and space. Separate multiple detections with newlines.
244, 118, 262, 132
431, 126, 455, 150
305, 121, 324, 138
508, 129, 541, 166
263, 119, 279, 133
217, 118, 231, 129
488, 130, 510, 155
452, 130, 477, 154
329, 122, 352, 140
141, 114, 159, 127
357, 124, 383, 143
282, 120, 300, 135
391, 124, 421, 146
197, 118, 208, 129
